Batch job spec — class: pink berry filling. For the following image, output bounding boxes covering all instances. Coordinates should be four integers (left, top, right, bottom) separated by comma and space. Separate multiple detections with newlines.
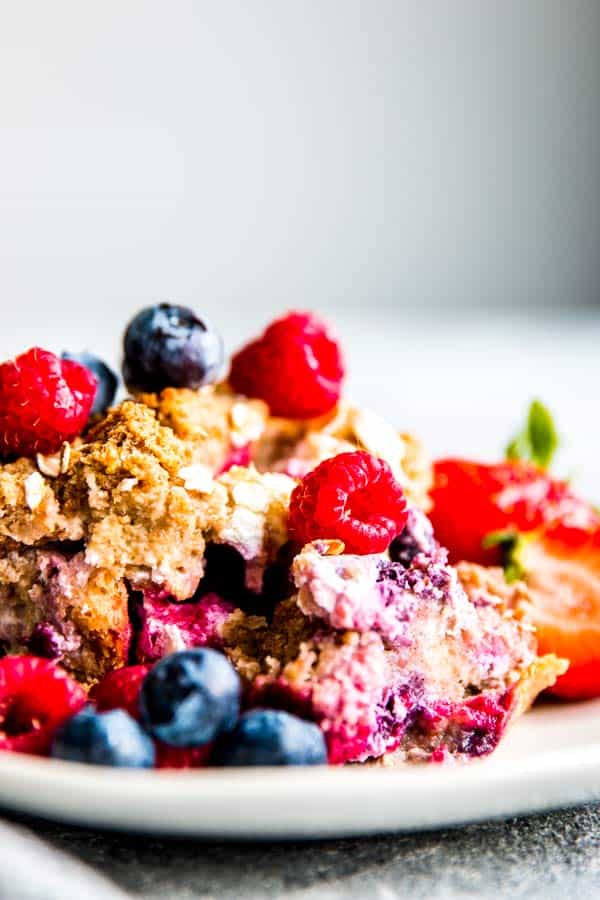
245, 525, 531, 764
134, 590, 236, 663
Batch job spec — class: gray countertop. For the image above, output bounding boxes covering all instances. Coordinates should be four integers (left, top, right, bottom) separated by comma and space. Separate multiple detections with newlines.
5, 804, 600, 900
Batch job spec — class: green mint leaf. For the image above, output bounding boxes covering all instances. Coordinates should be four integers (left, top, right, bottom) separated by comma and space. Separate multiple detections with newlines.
504, 399, 558, 470
527, 400, 558, 469
505, 435, 528, 462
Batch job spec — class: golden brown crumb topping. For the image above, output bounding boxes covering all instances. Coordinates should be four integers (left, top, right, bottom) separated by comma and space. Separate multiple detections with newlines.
58, 401, 212, 598
139, 385, 268, 472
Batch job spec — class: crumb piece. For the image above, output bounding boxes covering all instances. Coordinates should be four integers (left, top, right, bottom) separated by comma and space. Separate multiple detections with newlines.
0, 458, 83, 548
206, 466, 295, 592
59, 400, 212, 599
0, 547, 130, 684
140, 386, 268, 472
178, 463, 215, 494
24, 471, 46, 511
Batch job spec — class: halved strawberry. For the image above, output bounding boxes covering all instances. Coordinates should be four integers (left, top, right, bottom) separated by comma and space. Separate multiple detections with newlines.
514, 524, 600, 699
431, 401, 600, 700
430, 458, 599, 565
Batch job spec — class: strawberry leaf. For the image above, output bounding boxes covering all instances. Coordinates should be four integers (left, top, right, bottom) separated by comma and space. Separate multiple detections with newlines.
505, 400, 558, 470
528, 400, 559, 468
482, 529, 517, 550
483, 529, 528, 583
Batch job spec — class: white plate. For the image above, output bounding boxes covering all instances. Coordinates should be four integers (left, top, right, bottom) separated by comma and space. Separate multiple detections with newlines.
0, 699, 599, 837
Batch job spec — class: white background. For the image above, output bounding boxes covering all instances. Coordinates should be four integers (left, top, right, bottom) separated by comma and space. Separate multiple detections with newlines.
0, 2, 598, 495
1, 0, 599, 338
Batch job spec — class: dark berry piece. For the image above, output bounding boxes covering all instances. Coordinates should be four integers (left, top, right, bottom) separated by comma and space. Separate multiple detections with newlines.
389, 508, 438, 567
27, 622, 65, 660
0, 348, 97, 459
123, 303, 224, 393
62, 352, 118, 417
0, 656, 86, 755
139, 649, 240, 748
196, 544, 251, 607
51, 706, 155, 767
214, 709, 327, 766
229, 311, 344, 419
288, 451, 408, 554
261, 541, 297, 604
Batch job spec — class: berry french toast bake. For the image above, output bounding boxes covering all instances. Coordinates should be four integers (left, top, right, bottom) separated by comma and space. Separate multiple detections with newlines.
0, 305, 580, 769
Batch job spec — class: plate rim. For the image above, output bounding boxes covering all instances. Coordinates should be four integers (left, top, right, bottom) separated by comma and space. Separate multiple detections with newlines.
0, 724, 600, 837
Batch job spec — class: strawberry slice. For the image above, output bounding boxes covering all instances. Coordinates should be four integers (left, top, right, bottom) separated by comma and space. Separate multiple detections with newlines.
430, 458, 599, 566
430, 401, 600, 700
431, 401, 598, 565
515, 524, 600, 699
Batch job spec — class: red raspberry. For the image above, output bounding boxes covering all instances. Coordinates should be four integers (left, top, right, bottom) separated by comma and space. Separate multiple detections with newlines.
91, 664, 151, 720
92, 664, 210, 768
229, 312, 344, 419
0, 656, 86, 755
288, 451, 408, 554
218, 443, 251, 475
0, 347, 97, 459
155, 743, 212, 769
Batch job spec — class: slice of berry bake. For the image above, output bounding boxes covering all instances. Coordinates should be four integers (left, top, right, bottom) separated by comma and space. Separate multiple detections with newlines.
0, 306, 566, 767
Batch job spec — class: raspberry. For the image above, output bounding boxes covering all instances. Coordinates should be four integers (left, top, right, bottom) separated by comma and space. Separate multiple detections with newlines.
288, 451, 408, 554
91, 664, 151, 720
0, 656, 86, 755
0, 347, 97, 459
155, 743, 212, 769
229, 312, 344, 419
218, 443, 251, 475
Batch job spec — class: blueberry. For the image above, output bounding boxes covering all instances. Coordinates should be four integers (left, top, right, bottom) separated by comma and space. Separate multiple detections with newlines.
214, 709, 327, 766
51, 706, 155, 768
389, 529, 421, 568
62, 351, 118, 417
123, 303, 225, 393
139, 648, 240, 748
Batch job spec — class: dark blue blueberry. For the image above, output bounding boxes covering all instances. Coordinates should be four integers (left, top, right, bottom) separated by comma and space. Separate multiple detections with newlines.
123, 303, 224, 393
389, 530, 421, 568
51, 706, 155, 767
62, 351, 118, 417
139, 648, 240, 748
213, 709, 327, 766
